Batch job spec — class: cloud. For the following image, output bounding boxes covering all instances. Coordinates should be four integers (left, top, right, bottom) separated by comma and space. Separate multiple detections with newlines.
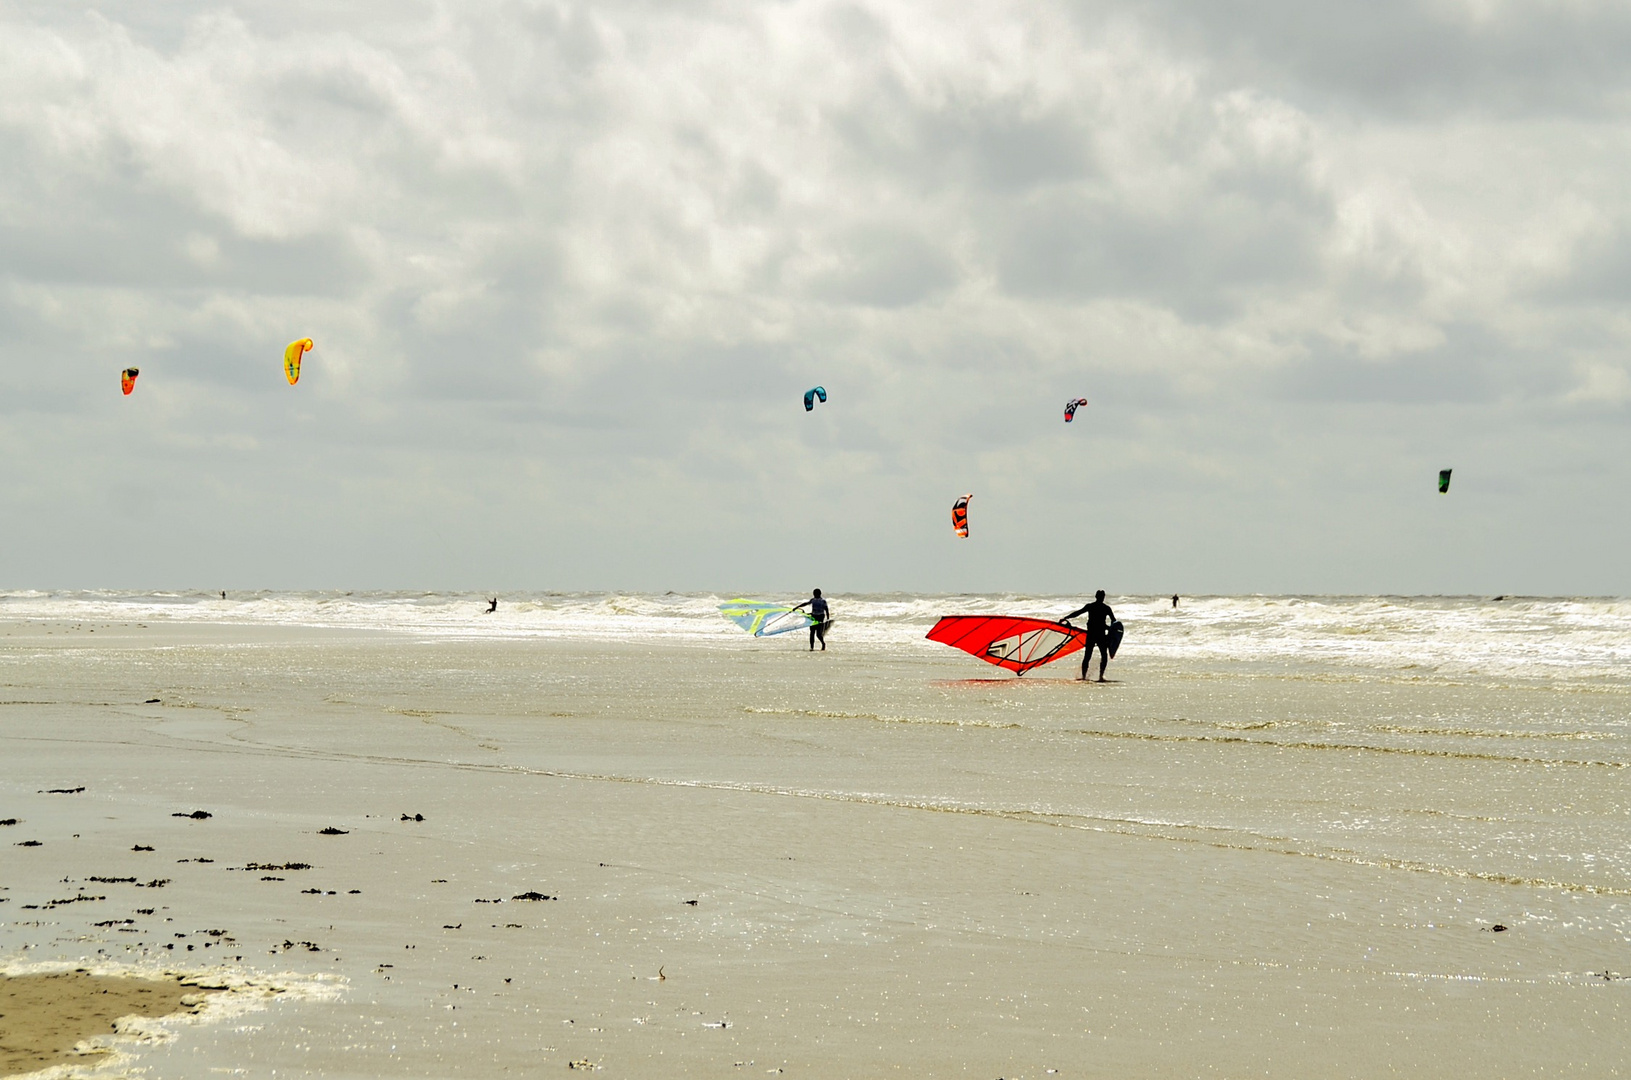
1140, 0, 1631, 118
1566, 361, 1631, 407
2, 0, 1630, 593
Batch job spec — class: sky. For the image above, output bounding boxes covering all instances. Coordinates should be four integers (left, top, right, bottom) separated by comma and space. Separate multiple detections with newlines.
3, 0, 1629, 595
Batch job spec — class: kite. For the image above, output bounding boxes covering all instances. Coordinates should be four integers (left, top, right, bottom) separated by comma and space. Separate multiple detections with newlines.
1438, 469, 1452, 494
284, 338, 313, 385
804, 386, 827, 412
951, 494, 972, 538
718, 599, 816, 637
1064, 398, 1088, 422
926, 615, 1087, 676
120, 368, 139, 396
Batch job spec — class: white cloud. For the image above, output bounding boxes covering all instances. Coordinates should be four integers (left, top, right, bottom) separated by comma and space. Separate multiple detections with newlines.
1, 0, 1629, 593
1567, 361, 1631, 405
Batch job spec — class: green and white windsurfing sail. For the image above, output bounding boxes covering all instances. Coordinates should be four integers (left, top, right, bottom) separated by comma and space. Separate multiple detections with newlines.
719, 599, 815, 637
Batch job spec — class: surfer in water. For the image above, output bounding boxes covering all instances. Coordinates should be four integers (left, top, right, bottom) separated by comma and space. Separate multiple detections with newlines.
1062, 590, 1115, 682
485, 597, 498, 614
793, 589, 829, 651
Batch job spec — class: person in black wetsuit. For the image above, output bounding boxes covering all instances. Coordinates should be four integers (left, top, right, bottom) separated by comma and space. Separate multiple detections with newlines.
794, 589, 829, 651
1062, 589, 1115, 682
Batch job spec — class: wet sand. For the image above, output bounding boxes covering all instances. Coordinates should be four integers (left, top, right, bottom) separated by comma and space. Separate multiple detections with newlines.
2, 616, 1629, 1076
0, 972, 211, 1076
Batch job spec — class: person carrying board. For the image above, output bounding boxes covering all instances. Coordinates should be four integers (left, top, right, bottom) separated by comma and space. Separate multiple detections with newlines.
793, 589, 830, 651
1061, 590, 1115, 682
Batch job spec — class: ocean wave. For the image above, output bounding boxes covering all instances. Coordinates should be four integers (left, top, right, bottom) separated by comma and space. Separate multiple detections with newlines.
3, 590, 1630, 683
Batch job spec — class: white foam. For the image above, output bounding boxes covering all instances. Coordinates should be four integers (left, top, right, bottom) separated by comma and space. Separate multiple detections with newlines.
2, 591, 1629, 681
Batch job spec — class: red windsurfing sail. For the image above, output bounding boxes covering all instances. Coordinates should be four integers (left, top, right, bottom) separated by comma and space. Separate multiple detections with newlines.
926, 615, 1086, 675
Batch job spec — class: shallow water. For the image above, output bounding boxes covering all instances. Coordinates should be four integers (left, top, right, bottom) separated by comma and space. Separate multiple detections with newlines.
1, 594, 1628, 1076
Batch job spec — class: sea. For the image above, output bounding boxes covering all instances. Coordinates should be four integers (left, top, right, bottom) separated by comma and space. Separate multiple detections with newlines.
3, 589, 1629, 677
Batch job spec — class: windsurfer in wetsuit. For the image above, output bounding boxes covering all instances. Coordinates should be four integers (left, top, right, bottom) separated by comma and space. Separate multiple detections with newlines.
1062, 590, 1114, 682
794, 589, 829, 651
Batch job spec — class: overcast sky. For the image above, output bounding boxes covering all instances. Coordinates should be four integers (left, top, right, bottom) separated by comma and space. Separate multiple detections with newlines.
3, 0, 1629, 595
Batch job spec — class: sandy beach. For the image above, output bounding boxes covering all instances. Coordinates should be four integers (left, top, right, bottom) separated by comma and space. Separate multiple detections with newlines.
1, 971, 214, 1075
3, 596, 1630, 1076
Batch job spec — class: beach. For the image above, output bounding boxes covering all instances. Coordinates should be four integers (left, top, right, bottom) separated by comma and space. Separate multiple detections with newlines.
3, 593, 1630, 1076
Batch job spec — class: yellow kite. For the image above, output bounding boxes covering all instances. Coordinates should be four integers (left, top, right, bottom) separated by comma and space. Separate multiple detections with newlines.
284, 338, 313, 385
